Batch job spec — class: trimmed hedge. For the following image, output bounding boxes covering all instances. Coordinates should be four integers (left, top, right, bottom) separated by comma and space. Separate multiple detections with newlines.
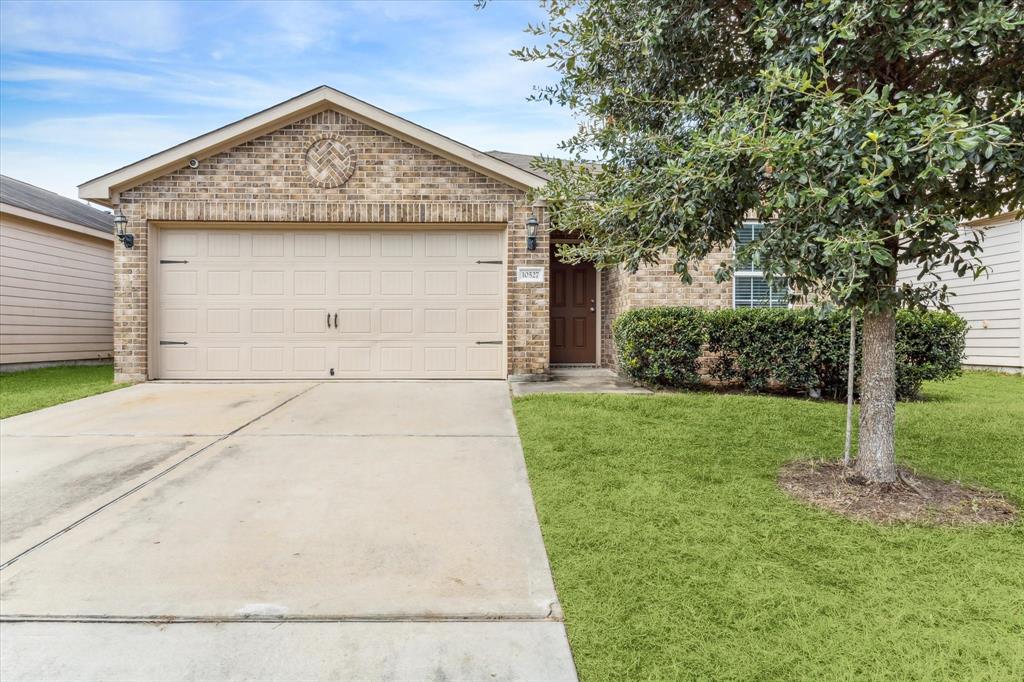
613, 307, 708, 387
613, 307, 967, 400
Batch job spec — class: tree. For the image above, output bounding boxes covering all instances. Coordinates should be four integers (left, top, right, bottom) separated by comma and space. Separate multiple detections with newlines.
515, 0, 1024, 484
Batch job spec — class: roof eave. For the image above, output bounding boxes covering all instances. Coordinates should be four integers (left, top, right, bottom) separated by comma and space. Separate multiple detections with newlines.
1, 202, 115, 240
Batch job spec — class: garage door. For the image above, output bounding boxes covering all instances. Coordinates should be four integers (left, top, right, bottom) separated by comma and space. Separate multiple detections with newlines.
155, 228, 505, 379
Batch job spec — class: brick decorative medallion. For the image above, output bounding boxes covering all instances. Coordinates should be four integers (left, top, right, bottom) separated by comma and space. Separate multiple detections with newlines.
304, 134, 356, 188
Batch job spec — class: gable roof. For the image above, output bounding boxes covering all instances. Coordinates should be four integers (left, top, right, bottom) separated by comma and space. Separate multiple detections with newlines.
79, 86, 548, 205
486, 151, 551, 181
2, 175, 114, 234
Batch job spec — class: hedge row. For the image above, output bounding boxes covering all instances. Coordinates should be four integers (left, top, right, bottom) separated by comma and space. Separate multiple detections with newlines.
612, 307, 967, 400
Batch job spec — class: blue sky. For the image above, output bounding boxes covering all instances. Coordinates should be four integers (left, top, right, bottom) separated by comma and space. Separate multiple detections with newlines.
0, 0, 574, 201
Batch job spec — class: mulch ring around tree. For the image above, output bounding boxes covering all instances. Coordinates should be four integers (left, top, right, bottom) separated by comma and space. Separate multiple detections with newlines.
778, 460, 1018, 526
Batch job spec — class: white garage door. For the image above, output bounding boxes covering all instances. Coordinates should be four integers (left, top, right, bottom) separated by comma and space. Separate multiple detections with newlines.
155, 228, 505, 379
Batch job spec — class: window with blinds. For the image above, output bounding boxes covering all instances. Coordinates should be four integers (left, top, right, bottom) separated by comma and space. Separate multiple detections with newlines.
734, 222, 789, 308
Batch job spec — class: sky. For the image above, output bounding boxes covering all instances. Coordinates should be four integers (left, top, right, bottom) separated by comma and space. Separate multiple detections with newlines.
0, 0, 574, 201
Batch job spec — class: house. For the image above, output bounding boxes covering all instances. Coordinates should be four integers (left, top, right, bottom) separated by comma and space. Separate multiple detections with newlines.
1, 175, 114, 370
78, 86, 741, 382
899, 211, 1024, 373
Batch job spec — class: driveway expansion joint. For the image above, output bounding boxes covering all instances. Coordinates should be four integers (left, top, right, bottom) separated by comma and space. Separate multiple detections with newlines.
0, 384, 317, 571
0, 614, 565, 624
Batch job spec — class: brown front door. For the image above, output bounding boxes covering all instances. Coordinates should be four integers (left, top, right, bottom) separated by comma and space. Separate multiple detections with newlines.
550, 247, 597, 364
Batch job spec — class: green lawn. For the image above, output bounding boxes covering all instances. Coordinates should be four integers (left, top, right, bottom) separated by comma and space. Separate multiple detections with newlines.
0, 364, 128, 419
514, 372, 1024, 681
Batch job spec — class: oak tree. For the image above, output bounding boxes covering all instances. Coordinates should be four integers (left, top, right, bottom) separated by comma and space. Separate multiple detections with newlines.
517, 0, 1024, 483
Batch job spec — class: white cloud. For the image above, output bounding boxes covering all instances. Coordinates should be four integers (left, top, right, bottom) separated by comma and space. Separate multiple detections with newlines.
0, 148, 116, 200
0, 0, 578, 198
0, 114, 198, 154
0, 1, 184, 58
250, 0, 351, 51
422, 114, 577, 157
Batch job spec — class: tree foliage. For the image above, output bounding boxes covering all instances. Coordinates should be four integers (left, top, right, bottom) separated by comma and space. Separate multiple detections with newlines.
516, 0, 1024, 312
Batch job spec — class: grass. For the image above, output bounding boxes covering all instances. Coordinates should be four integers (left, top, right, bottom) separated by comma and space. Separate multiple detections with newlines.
0, 364, 128, 419
513, 372, 1024, 681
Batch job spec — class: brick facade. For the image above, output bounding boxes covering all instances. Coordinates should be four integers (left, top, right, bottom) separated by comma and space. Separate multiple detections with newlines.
109, 105, 733, 382
599, 247, 733, 369
113, 108, 548, 382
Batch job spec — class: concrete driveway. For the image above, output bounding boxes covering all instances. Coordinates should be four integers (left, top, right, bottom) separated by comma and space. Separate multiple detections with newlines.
0, 381, 575, 681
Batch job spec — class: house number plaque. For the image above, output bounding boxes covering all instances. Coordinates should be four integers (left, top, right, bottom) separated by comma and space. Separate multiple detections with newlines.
516, 266, 545, 283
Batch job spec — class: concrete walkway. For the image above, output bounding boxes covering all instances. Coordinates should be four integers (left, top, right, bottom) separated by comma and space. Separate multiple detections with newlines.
511, 367, 652, 396
0, 382, 575, 681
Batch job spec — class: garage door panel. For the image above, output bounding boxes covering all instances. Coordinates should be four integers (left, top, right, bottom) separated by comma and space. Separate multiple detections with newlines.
162, 345, 198, 372
251, 233, 284, 258
380, 271, 414, 296
339, 233, 372, 258
157, 229, 504, 379
339, 346, 372, 372
466, 232, 501, 258
339, 270, 372, 295
208, 347, 240, 372
162, 308, 197, 334
294, 270, 327, 295
208, 271, 241, 296
466, 270, 500, 296
163, 270, 198, 296
424, 271, 458, 296
162, 231, 199, 258
293, 308, 329, 334
294, 346, 327, 372
423, 308, 457, 334
381, 345, 413, 372
467, 346, 502, 373
207, 232, 240, 257
381, 232, 414, 257
466, 308, 501, 335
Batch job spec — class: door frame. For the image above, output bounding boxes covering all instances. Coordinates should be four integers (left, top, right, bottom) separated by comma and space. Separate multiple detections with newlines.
147, 222, 509, 380
549, 237, 601, 366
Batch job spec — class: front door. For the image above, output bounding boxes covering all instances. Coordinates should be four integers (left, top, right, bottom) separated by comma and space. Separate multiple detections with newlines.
550, 247, 597, 364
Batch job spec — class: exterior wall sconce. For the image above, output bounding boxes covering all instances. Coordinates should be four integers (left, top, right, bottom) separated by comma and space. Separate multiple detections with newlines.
113, 208, 134, 248
526, 215, 539, 251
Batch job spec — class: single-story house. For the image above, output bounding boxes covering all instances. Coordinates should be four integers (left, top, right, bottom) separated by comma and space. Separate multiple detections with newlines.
899, 211, 1023, 373
1, 175, 115, 370
78, 85, 773, 383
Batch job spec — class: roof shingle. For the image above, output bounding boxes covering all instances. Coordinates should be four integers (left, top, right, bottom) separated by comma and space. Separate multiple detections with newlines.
1, 175, 114, 234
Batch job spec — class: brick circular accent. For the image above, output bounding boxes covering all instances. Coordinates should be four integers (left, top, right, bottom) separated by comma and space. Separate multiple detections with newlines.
304, 136, 356, 188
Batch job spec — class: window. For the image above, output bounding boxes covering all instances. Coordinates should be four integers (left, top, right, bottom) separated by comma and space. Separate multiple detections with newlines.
733, 222, 788, 308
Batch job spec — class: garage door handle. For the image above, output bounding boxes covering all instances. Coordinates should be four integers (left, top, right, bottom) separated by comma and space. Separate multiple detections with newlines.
327, 313, 332, 328
476, 260, 503, 264
333, 313, 338, 328
159, 341, 188, 345
476, 340, 503, 345
159, 260, 189, 264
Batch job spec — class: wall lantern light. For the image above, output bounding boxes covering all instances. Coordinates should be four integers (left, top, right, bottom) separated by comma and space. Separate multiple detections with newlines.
113, 208, 134, 248
526, 215, 539, 251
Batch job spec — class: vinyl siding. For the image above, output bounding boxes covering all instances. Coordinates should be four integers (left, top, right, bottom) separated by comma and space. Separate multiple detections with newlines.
898, 216, 1023, 370
0, 213, 114, 365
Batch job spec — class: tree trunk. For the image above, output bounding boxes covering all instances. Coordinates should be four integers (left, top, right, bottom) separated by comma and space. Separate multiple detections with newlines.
843, 310, 856, 467
854, 307, 897, 483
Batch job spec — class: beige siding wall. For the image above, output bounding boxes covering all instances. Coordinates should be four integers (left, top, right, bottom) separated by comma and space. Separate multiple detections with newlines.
0, 213, 114, 365
898, 216, 1023, 371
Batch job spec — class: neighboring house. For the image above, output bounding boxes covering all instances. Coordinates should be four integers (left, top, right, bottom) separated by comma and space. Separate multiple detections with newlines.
1, 175, 115, 370
899, 211, 1024, 373
77, 86, 741, 383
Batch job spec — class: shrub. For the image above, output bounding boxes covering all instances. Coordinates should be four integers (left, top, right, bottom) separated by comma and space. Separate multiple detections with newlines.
613, 307, 707, 387
705, 308, 822, 393
616, 307, 967, 400
894, 309, 968, 398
